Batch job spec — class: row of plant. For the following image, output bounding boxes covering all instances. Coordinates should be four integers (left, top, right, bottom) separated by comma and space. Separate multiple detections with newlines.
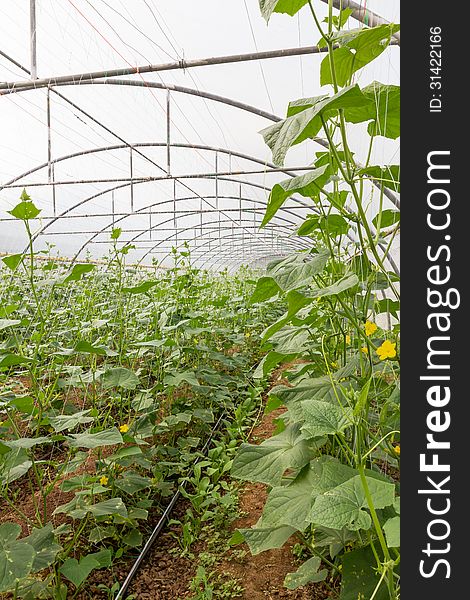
229, 2, 400, 599
0, 198, 279, 599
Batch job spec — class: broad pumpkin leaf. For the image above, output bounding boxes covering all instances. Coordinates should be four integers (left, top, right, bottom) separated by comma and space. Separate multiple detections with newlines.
61, 263, 95, 284
309, 273, 359, 298
253, 351, 298, 379
308, 475, 395, 531
0, 523, 35, 593
101, 367, 140, 390
261, 85, 370, 166
66, 427, 123, 449
0, 353, 33, 369
59, 554, 100, 588
261, 166, 329, 226
0, 319, 21, 331
238, 524, 296, 554
301, 399, 353, 437
55, 497, 128, 520
269, 376, 339, 420
122, 281, 159, 294
249, 276, 282, 304
7, 200, 41, 221
284, 556, 328, 589
0, 448, 32, 484
231, 423, 316, 486
260, 457, 355, 531
259, 0, 309, 22
262, 290, 312, 340
2, 254, 23, 271
269, 327, 310, 354
114, 472, 152, 495
268, 250, 329, 291
340, 545, 390, 600
23, 524, 61, 572
344, 82, 400, 139
320, 25, 400, 87
383, 515, 400, 547
3, 436, 51, 449
372, 209, 400, 230
49, 409, 94, 433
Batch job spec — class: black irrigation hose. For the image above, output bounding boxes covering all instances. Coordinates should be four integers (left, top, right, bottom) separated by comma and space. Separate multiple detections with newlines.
115, 411, 227, 599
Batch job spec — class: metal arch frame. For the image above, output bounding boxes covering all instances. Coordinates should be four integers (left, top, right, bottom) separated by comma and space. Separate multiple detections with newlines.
66, 190, 311, 261
73, 213, 310, 264
2, 79, 400, 270
1, 81, 400, 209
0, 143, 308, 191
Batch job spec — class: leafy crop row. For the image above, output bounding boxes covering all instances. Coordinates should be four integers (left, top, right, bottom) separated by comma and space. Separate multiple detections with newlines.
230, 2, 400, 599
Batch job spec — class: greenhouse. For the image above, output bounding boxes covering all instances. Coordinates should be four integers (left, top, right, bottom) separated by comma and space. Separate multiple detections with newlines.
0, 1, 400, 599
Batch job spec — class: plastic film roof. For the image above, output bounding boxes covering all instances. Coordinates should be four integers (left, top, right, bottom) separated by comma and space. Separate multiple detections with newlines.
0, 0, 400, 271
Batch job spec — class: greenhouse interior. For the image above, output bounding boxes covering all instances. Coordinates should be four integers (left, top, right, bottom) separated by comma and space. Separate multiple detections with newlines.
0, 1, 400, 599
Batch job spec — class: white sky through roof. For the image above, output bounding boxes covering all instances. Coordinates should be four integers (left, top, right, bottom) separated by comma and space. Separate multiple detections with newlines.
0, 1, 400, 269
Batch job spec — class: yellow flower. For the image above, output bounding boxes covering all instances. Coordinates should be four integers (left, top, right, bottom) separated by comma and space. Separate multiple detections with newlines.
361, 346, 369, 354
245, 332, 251, 338
376, 340, 397, 360
364, 321, 378, 337
394, 444, 400, 456
119, 424, 129, 433
345, 334, 351, 344
100, 475, 109, 486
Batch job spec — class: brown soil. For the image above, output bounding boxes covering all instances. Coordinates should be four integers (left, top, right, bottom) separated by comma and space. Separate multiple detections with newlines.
215, 403, 337, 600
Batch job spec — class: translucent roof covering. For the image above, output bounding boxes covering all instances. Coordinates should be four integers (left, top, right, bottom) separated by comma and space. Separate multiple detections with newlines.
0, 0, 399, 271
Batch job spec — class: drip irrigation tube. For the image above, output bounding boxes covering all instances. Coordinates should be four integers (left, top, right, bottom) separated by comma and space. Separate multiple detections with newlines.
114, 411, 226, 599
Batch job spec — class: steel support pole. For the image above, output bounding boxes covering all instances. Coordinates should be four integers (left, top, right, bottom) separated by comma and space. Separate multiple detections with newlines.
30, 0, 37, 80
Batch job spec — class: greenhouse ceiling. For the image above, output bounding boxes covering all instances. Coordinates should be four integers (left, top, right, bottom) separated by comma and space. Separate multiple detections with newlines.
0, 0, 400, 271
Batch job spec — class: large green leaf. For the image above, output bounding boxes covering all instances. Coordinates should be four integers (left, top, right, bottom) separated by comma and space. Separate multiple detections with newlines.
284, 556, 328, 589
301, 399, 353, 437
372, 209, 400, 230
308, 475, 395, 531
49, 409, 94, 433
61, 263, 95, 283
321, 25, 400, 87
54, 497, 128, 520
114, 472, 152, 495
59, 555, 100, 588
0, 523, 35, 593
7, 200, 41, 221
260, 457, 356, 531
261, 85, 369, 165
383, 515, 400, 548
238, 524, 296, 554
259, 0, 309, 22
23, 524, 61, 572
249, 277, 281, 303
0, 319, 21, 331
340, 545, 390, 600
122, 281, 159, 294
0, 448, 32, 484
231, 423, 316, 486
261, 166, 329, 226
269, 327, 310, 354
0, 353, 33, 369
2, 254, 23, 271
66, 427, 123, 449
101, 367, 140, 390
262, 290, 312, 340
344, 82, 400, 139
268, 250, 329, 291
309, 273, 359, 298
